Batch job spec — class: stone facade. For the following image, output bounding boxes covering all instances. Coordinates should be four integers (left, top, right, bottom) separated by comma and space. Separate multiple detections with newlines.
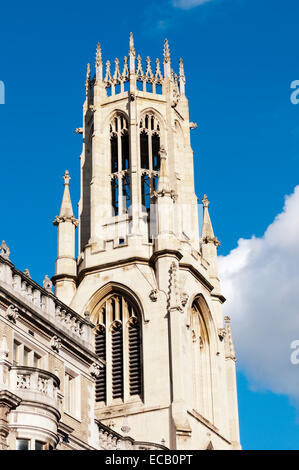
0, 34, 241, 450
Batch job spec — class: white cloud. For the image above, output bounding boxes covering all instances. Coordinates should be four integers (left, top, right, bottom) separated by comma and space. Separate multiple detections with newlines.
173, 0, 214, 9
218, 186, 299, 404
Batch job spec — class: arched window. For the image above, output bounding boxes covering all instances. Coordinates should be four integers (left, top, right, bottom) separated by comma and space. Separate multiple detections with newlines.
110, 115, 130, 216
139, 114, 161, 241
191, 298, 213, 423
94, 293, 143, 405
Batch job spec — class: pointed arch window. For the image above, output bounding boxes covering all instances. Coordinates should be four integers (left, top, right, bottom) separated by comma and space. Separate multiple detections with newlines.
110, 115, 130, 216
139, 114, 161, 241
191, 298, 214, 423
94, 293, 143, 405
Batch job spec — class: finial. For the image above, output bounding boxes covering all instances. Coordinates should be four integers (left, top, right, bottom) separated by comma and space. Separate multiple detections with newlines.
63, 170, 71, 186
163, 39, 171, 79
179, 57, 185, 95
43, 275, 53, 292
53, 170, 78, 225
155, 58, 163, 81
163, 39, 171, 64
145, 56, 153, 79
104, 60, 112, 83
201, 194, 220, 247
224, 316, 236, 361
85, 63, 90, 93
202, 194, 209, 208
24, 268, 31, 278
96, 42, 102, 67
113, 57, 121, 81
129, 32, 135, 56
0, 240, 10, 260
122, 56, 129, 78
95, 43, 103, 82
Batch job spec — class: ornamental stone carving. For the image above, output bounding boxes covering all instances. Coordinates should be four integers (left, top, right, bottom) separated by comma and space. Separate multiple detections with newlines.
149, 289, 158, 302
0, 241, 10, 260
23, 269, 31, 278
43, 275, 53, 292
218, 328, 226, 341
5, 305, 18, 323
89, 362, 101, 379
180, 292, 189, 307
50, 336, 61, 353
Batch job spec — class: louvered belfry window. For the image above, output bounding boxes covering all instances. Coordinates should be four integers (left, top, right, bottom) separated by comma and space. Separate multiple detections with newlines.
128, 317, 142, 396
95, 325, 106, 402
111, 322, 123, 399
94, 294, 142, 404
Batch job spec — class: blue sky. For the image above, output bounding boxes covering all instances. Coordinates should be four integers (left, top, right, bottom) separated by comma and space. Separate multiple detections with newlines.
1, 0, 299, 449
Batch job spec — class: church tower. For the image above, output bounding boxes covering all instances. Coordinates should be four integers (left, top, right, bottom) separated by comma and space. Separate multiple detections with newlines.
53, 34, 241, 450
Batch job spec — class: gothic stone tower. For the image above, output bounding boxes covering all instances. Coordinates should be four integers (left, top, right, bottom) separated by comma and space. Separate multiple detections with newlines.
53, 34, 240, 450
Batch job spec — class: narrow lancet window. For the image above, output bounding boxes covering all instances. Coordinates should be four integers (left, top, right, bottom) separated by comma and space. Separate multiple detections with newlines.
140, 131, 149, 169
111, 177, 119, 216
95, 326, 106, 403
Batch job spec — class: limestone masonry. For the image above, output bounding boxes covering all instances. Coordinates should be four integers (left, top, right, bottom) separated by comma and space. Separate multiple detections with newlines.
0, 34, 240, 450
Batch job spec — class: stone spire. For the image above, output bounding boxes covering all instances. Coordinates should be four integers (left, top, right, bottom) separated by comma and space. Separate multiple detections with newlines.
224, 316, 236, 361
201, 194, 220, 286
55, 171, 76, 222
163, 39, 171, 78
201, 194, 220, 246
95, 43, 103, 81
85, 63, 91, 96
53, 171, 78, 305
129, 32, 136, 73
129, 32, 135, 56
